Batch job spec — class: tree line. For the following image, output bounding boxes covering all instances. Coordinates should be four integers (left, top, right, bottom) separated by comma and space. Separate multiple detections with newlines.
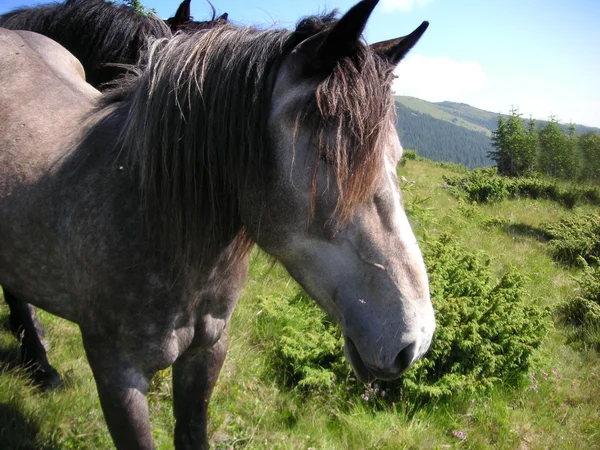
395, 102, 494, 168
488, 108, 600, 181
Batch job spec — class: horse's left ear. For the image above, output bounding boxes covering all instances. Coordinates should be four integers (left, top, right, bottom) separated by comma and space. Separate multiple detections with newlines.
370, 21, 429, 66
167, 0, 192, 30
318, 0, 379, 62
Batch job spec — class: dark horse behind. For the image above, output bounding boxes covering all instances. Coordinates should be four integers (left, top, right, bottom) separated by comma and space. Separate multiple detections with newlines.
0, 0, 228, 89
0, 0, 435, 448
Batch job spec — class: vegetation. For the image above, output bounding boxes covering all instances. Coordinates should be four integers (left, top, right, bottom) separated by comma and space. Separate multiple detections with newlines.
1, 156, 599, 449
554, 260, 600, 352
395, 101, 494, 168
488, 109, 600, 182
579, 132, 600, 181
394, 96, 600, 171
542, 213, 600, 266
255, 234, 548, 403
444, 167, 600, 208
489, 109, 537, 177
118, 0, 156, 16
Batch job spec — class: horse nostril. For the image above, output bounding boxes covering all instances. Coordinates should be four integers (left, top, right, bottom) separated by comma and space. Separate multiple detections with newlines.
394, 342, 417, 373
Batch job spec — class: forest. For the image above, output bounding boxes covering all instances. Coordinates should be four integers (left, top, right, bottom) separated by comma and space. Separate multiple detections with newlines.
488, 109, 600, 181
395, 97, 600, 171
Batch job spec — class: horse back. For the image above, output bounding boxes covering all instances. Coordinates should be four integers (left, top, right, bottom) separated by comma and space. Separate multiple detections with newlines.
0, 28, 98, 179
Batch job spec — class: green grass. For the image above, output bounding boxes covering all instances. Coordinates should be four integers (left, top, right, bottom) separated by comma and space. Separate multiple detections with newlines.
1, 158, 599, 448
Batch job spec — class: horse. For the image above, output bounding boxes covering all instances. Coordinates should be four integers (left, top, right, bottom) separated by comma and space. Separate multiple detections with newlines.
0, 0, 434, 448
0, 0, 228, 89
0, 0, 227, 371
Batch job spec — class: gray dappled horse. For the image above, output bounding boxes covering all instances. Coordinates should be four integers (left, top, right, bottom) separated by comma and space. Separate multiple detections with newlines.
0, 0, 435, 448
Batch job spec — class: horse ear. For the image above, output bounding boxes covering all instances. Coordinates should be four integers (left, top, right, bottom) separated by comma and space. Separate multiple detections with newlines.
318, 0, 379, 62
292, 0, 379, 74
168, 0, 192, 30
370, 21, 429, 66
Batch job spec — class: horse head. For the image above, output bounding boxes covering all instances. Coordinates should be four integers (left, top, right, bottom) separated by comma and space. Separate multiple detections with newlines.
250, 0, 435, 382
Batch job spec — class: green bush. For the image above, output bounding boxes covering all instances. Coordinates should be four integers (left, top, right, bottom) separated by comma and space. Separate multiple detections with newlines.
398, 235, 548, 400
445, 170, 600, 208
254, 292, 345, 392
400, 149, 417, 166
253, 235, 548, 403
554, 258, 600, 350
542, 214, 600, 266
444, 167, 510, 203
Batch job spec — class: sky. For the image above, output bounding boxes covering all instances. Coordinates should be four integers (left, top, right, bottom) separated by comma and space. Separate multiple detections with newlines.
1, 0, 599, 127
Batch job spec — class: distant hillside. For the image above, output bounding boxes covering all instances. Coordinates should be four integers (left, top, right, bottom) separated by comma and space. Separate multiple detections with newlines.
394, 96, 600, 168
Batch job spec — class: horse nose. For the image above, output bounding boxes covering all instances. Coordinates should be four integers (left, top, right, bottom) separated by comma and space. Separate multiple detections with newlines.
393, 341, 418, 374
369, 342, 418, 380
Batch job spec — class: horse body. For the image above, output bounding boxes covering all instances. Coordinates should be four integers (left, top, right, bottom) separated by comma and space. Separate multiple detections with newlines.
0, 0, 227, 89
1, 27, 246, 446
0, 1, 435, 448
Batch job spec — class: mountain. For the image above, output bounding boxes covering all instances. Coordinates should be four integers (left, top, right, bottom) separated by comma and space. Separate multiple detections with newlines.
394, 96, 600, 169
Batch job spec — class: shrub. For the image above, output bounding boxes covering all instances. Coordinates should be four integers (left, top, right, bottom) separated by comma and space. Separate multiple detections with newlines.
444, 167, 510, 203
254, 292, 345, 392
398, 235, 548, 400
253, 234, 548, 403
542, 214, 600, 266
400, 149, 417, 166
445, 169, 600, 208
554, 258, 600, 350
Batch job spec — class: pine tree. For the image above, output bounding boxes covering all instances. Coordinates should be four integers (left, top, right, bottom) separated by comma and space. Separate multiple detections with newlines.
489, 115, 509, 173
522, 117, 538, 176
538, 117, 578, 179
488, 108, 533, 177
579, 133, 600, 182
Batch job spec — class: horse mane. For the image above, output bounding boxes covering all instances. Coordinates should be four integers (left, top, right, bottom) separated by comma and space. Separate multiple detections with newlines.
99, 12, 393, 266
166, 0, 229, 33
0, 0, 172, 87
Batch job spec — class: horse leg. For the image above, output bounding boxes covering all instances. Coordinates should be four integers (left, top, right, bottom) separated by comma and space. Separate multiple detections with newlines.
4, 289, 61, 389
172, 329, 229, 450
82, 334, 156, 450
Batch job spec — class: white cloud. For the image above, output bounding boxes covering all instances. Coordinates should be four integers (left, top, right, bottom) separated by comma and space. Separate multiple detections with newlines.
392, 54, 488, 102
381, 0, 435, 12
389, 55, 600, 128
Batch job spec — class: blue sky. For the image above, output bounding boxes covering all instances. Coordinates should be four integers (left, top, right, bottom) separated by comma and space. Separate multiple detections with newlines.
2, 0, 599, 127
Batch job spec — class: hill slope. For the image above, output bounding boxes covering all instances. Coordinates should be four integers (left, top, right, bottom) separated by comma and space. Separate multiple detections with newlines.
395, 96, 600, 168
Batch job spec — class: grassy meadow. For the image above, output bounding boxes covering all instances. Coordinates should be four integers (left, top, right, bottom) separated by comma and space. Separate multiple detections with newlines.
1, 157, 599, 449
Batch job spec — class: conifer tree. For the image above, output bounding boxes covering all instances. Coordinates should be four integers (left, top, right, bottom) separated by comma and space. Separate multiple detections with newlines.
579, 133, 600, 182
488, 108, 533, 177
522, 117, 538, 175
538, 117, 578, 179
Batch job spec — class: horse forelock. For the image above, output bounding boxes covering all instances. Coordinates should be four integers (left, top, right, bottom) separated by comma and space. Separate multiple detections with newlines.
306, 45, 395, 225
99, 13, 394, 267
